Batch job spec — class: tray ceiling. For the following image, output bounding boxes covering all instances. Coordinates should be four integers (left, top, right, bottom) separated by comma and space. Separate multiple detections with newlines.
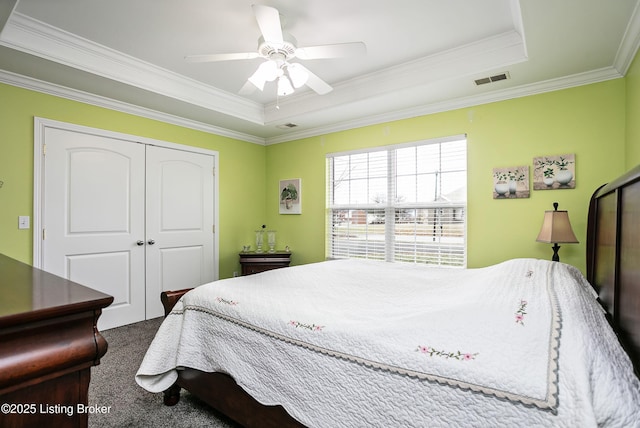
0, 0, 639, 144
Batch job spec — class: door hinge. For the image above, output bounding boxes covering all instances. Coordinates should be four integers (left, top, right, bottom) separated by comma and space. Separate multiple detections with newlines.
212, 225, 215, 233
42, 228, 46, 240
43, 144, 46, 156
212, 167, 215, 176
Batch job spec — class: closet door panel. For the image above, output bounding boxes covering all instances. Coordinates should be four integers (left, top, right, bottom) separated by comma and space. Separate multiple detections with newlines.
42, 128, 146, 330
145, 145, 215, 319
159, 246, 204, 291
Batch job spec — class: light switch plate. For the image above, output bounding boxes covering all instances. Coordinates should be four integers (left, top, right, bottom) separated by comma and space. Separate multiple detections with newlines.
18, 216, 30, 229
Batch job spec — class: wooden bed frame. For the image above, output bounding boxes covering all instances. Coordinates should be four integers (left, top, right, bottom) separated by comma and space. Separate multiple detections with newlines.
586, 165, 640, 374
160, 166, 640, 427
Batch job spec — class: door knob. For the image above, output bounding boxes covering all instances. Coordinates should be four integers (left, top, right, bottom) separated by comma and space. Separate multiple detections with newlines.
136, 240, 144, 246
148, 239, 155, 245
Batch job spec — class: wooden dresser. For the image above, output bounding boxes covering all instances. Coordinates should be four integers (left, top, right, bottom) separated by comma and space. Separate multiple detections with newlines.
0, 254, 113, 428
239, 251, 292, 275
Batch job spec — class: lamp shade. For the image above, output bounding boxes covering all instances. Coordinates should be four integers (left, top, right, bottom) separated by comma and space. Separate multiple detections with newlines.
536, 206, 579, 244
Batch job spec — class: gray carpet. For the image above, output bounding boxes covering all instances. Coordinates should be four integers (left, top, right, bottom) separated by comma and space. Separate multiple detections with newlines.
88, 317, 239, 428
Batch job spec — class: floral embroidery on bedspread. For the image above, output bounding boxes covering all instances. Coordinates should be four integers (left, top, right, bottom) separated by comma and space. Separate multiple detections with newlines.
516, 268, 533, 325
515, 299, 528, 325
416, 345, 478, 361
289, 320, 324, 331
216, 297, 239, 306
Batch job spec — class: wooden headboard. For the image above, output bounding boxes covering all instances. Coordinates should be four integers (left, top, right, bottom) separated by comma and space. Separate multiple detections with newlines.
586, 165, 640, 374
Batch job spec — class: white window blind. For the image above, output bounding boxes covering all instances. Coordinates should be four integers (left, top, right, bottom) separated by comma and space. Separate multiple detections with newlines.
326, 135, 467, 267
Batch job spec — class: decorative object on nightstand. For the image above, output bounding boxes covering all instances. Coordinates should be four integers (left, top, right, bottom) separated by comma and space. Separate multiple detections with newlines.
267, 230, 277, 253
239, 251, 292, 275
536, 202, 579, 262
255, 224, 266, 253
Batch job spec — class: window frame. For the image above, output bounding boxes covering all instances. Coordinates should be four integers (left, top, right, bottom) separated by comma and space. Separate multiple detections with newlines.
326, 134, 467, 267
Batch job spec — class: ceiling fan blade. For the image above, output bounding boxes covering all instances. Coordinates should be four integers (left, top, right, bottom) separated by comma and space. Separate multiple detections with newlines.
252, 4, 283, 44
185, 52, 259, 63
292, 63, 332, 95
295, 42, 366, 60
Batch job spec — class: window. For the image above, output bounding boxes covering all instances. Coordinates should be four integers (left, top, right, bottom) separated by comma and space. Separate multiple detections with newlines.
326, 135, 467, 267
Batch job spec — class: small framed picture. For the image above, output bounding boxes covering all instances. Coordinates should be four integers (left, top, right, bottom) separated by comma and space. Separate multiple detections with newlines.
533, 154, 575, 190
279, 178, 301, 214
492, 166, 530, 199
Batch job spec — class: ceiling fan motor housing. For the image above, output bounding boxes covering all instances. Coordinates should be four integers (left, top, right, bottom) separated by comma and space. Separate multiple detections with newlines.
258, 33, 298, 60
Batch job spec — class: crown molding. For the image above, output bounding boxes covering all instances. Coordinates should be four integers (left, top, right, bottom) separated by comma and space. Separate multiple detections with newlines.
0, 0, 18, 38
2, 12, 266, 125
0, 57, 624, 149
510, 0, 527, 58
614, 0, 640, 74
264, 30, 527, 124
0, 62, 622, 148
265, 67, 623, 145
0, 68, 266, 145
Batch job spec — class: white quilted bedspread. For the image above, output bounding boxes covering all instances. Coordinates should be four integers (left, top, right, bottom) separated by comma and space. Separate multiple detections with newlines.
136, 258, 640, 427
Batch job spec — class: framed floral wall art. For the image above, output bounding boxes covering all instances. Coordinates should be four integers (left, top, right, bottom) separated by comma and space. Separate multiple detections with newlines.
492, 166, 530, 199
279, 178, 302, 214
533, 154, 575, 190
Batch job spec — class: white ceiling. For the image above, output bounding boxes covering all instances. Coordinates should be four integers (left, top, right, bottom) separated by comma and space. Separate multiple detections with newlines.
0, 0, 639, 144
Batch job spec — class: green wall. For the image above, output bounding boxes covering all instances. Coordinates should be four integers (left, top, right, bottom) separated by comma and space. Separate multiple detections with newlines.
266, 79, 627, 273
0, 83, 266, 278
627, 51, 640, 169
1, 65, 635, 278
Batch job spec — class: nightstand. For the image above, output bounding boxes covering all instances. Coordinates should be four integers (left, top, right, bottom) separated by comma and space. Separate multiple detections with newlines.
239, 251, 292, 275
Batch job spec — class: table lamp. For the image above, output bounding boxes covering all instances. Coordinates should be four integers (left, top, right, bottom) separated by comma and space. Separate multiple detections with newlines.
536, 202, 579, 262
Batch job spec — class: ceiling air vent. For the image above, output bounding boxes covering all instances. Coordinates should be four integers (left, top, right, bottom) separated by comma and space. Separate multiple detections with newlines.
276, 123, 298, 129
474, 72, 510, 86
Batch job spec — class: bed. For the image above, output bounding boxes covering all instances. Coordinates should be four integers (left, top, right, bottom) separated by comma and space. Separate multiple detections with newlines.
136, 166, 640, 427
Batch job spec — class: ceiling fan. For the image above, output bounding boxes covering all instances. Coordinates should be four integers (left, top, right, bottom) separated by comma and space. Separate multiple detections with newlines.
185, 4, 366, 97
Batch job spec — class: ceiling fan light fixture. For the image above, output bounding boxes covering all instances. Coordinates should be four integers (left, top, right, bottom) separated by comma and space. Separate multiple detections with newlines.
261, 60, 280, 82
277, 75, 294, 96
248, 60, 280, 91
287, 63, 309, 88
248, 74, 266, 91
248, 69, 267, 91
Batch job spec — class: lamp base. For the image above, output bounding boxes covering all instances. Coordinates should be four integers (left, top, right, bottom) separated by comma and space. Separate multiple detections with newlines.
551, 243, 561, 262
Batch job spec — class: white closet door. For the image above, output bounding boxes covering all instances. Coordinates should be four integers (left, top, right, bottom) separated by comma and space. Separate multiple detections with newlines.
144, 145, 215, 319
43, 128, 146, 330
